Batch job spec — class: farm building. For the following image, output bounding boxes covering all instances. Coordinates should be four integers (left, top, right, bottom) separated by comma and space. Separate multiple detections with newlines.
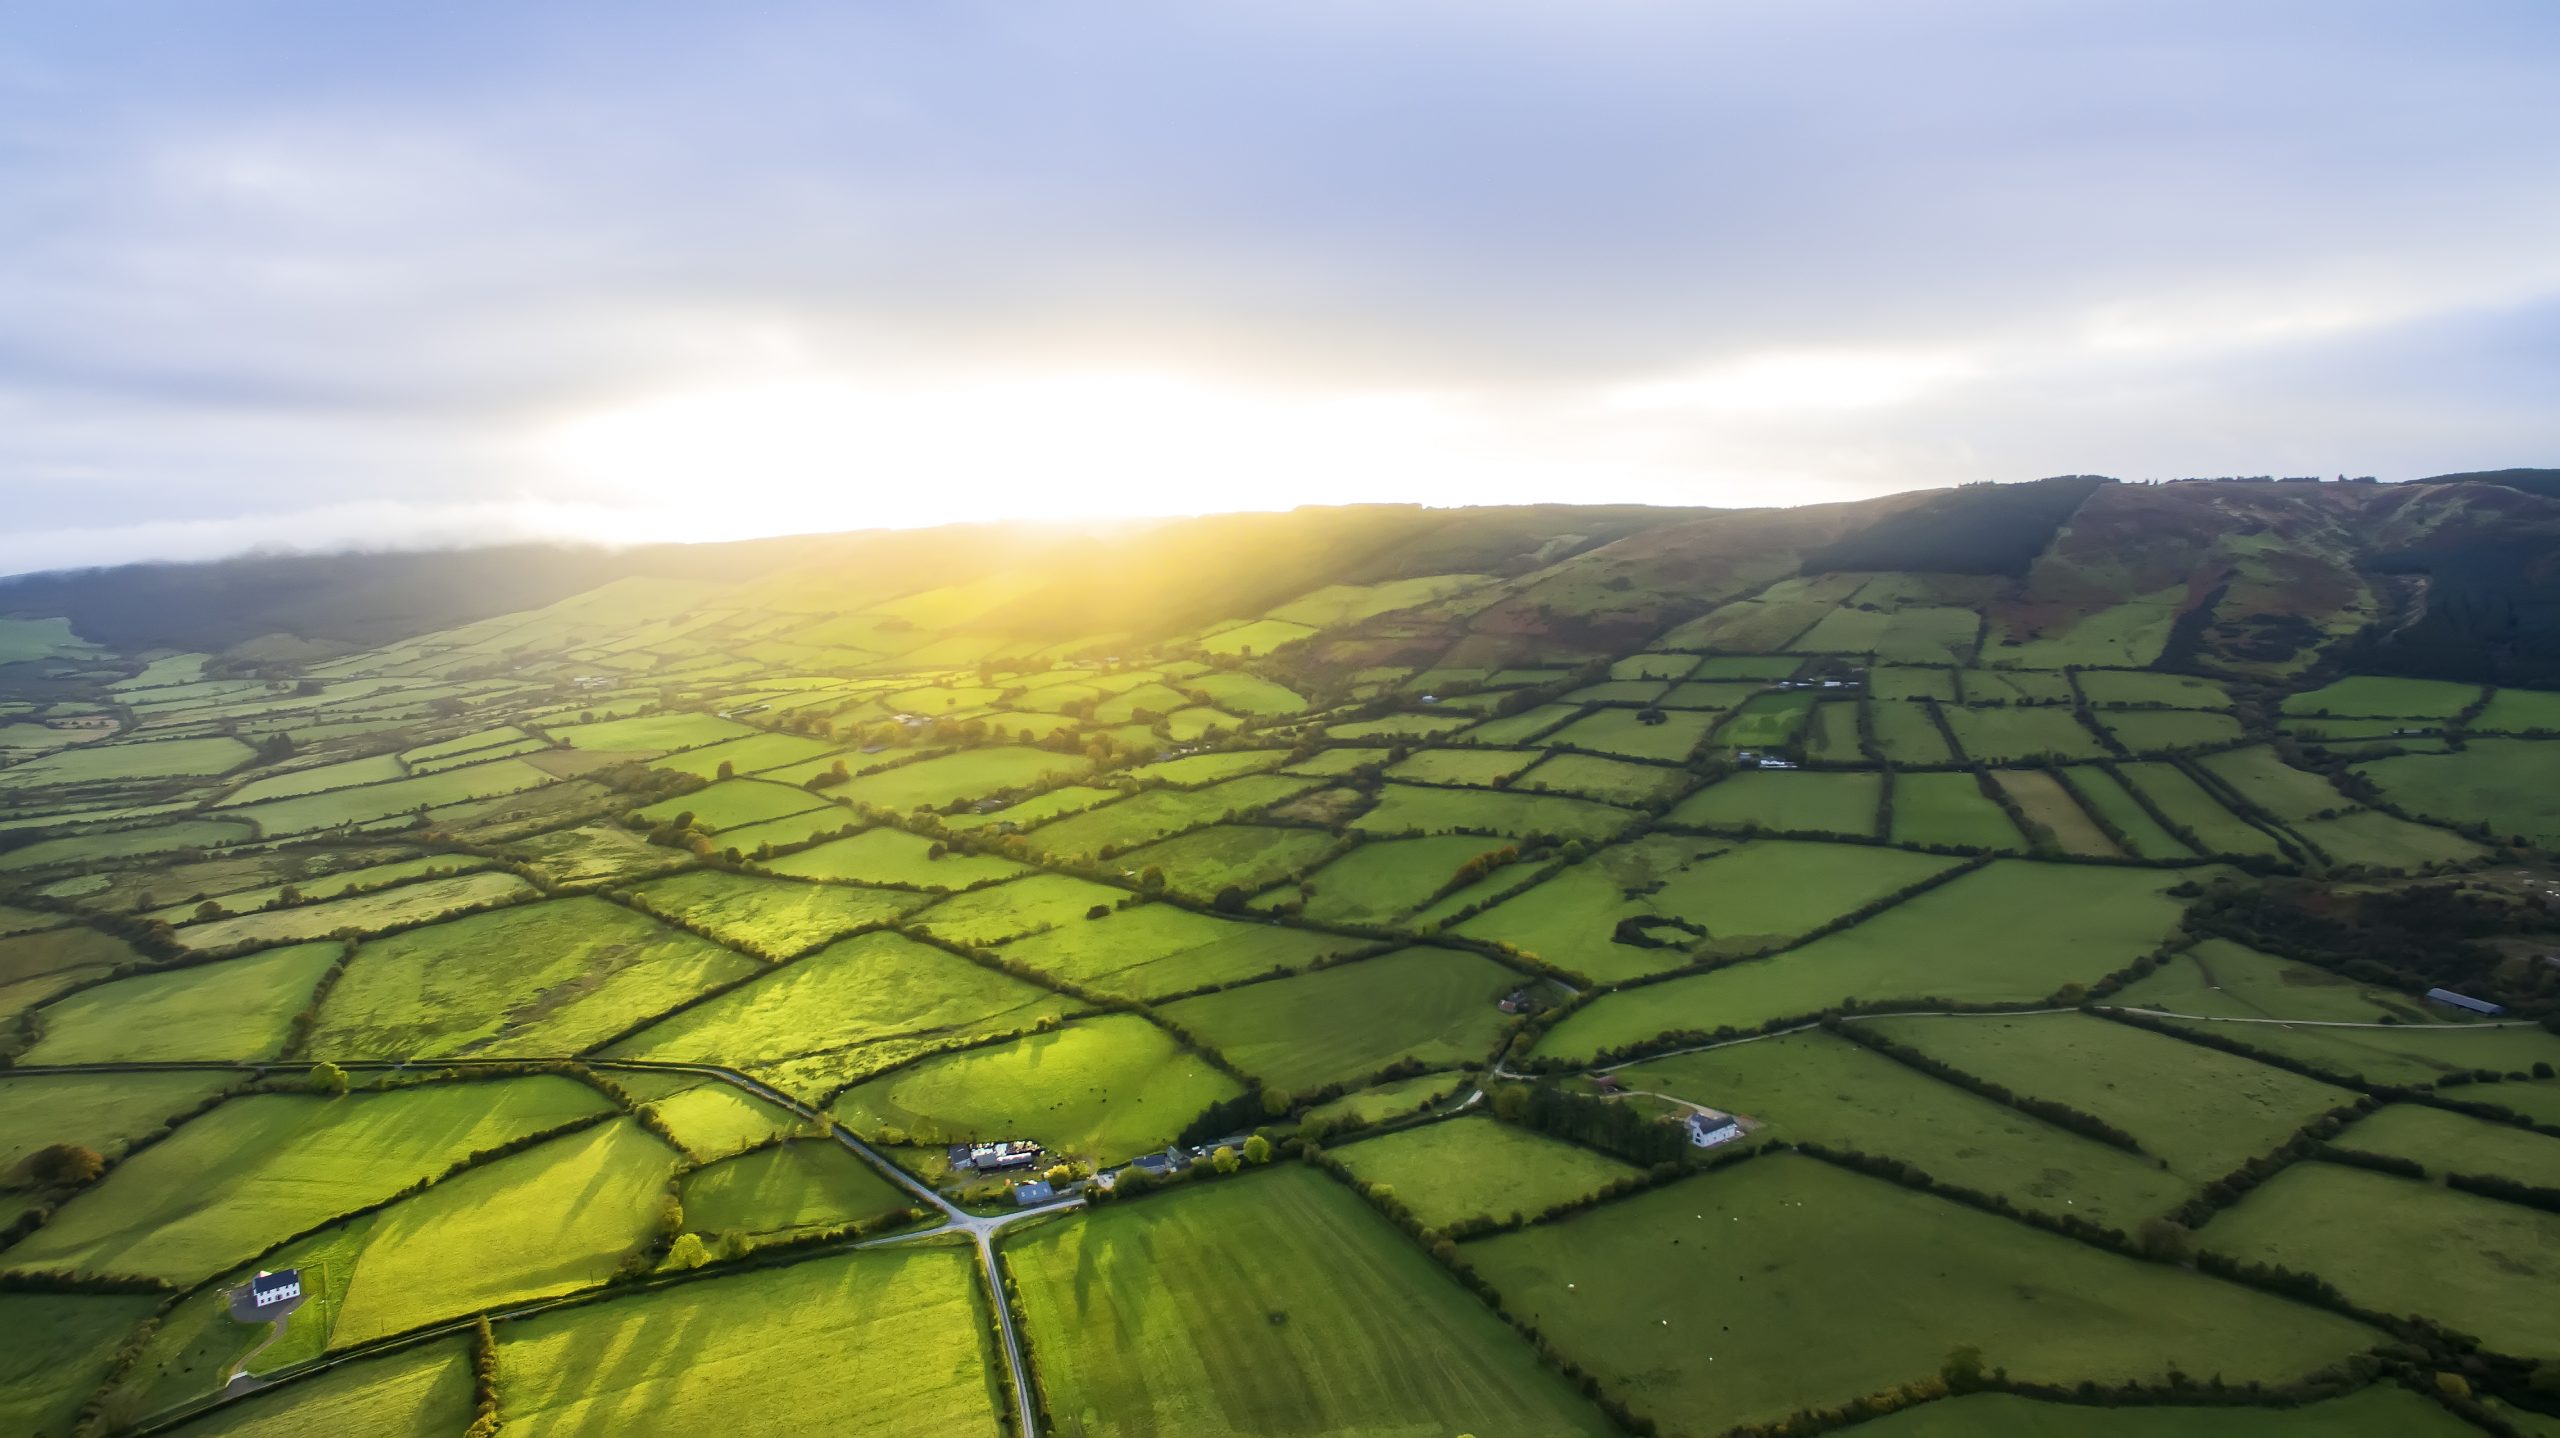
951, 1140, 1044, 1172
1684, 1111, 1743, 1148
1013, 1179, 1057, 1205
2424, 987, 2504, 1016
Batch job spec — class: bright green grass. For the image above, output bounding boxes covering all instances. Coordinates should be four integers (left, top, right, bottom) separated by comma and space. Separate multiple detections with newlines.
1992, 769, 2120, 856
2292, 808, 2486, 869
1162, 948, 1518, 1095
909, 871, 1132, 945
1198, 617, 1318, 656
834, 1013, 1241, 1162
608, 930, 1074, 1090
1940, 705, 2106, 763
1672, 771, 1879, 838
2196, 746, 2348, 823
1384, 748, 1542, 786
709, 805, 861, 853
145, 854, 496, 924
2471, 687, 2560, 734
994, 903, 1363, 999
836, 746, 1094, 812
22, 941, 336, 1063
1862, 1014, 2355, 1181
1458, 838, 1956, 983
649, 731, 839, 780
943, 783, 1123, 831
0, 1071, 238, 1178
325, 1119, 680, 1347
618, 1075, 803, 1161
0, 735, 253, 788
1303, 1072, 1467, 1131
0, 1293, 160, 1438
1686, 656, 1801, 679
11, 1077, 608, 1282
2155, 1014, 2560, 1090
1458, 704, 1585, 745
1351, 783, 1634, 843
215, 753, 408, 805
2207, 1162, 2559, 1361
1872, 667, 1957, 702
1335, 1116, 1639, 1229
1326, 712, 1477, 741
169, 1339, 473, 1438
547, 711, 756, 752
2281, 676, 2483, 720
1960, 670, 2075, 704
1288, 835, 1523, 925
2100, 709, 2246, 752
0, 818, 258, 871
174, 870, 537, 950
400, 724, 528, 763
1610, 653, 1700, 681
1537, 863, 2194, 1061
1657, 680, 1772, 710
2116, 762, 2284, 856
1268, 574, 1495, 627
625, 869, 925, 958
1991, 591, 2183, 670
1124, 750, 1288, 787
1888, 770, 2023, 850
637, 777, 828, 833
1872, 700, 1956, 764
1112, 824, 1339, 903
1618, 1030, 2189, 1226
2339, 1104, 2560, 1188
2354, 739, 2560, 848
1465, 1154, 2372, 1438
1803, 701, 1864, 762
1188, 672, 1309, 716
1009, 1163, 1612, 1438
309, 896, 757, 1059
1513, 752, 1692, 806
1851, 1385, 2472, 1438
231, 757, 555, 835
1022, 775, 1314, 858
2064, 766, 2195, 859
1563, 680, 1674, 706
678, 1140, 912, 1239
497, 1244, 1003, 1437
0, 923, 138, 988
1162, 706, 1243, 741
2079, 671, 2236, 709
755, 827, 1029, 887
1712, 691, 1817, 752
1544, 708, 1715, 762
1796, 605, 1981, 665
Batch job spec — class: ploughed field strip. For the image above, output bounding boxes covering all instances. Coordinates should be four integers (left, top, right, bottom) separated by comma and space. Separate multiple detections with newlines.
5, 484, 2560, 1435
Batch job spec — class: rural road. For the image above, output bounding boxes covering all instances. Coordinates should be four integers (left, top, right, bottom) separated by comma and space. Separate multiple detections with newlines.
10, 1054, 1074, 1438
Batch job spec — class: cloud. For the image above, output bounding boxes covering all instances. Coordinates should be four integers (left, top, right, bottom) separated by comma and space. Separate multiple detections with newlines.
0, 1, 2556, 572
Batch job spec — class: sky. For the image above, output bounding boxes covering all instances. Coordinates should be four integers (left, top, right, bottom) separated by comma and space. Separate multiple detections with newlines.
4, 1, 2558, 576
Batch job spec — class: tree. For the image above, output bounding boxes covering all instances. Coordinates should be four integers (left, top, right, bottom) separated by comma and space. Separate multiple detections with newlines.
1261, 1088, 1294, 1117
1940, 1345, 1985, 1393
1139, 865, 1166, 893
667, 1232, 710, 1270
28, 1142, 104, 1187
715, 760, 735, 780
308, 1061, 348, 1096
2136, 1216, 2194, 1263
1242, 1135, 1272, 1165
1211, 1145, 1240, 1174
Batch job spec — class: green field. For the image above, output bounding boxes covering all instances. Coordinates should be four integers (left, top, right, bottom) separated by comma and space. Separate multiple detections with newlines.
169, 1338, 473, 1438
909, 871, 1132, 945
609, 930, 1075, 1095
1888, 770, 2023, 850
2290, 807, 2486, 868
145, 853, 497, 923
1619, 1030, 2189, 1225
0, 1292, 161, 1438
1113, 824, 1338, 902
1326, 712, 1477, 741
1160, 947, 1518, 1095
1657, 679, 1771, 710
834, 1013, 1240, 1161
2117, 761, 2285, 856
1304, 1071, 1468, 1130
836, 746, 1094, 813
174, 869, 536, 949
1008, 1163, 1612, 1438
2471, 686, 2560, 734
1991, 769, 2119, 856
1871, 667, 1957, 702
231, 757, 556, 835
615, 1073, 803, 1160
0, 1071, 239, 1179
995, 902, 1364, 998
2196, 746, 2348, 823
1851, 1386, 2474, 1438
2063, 766, 2195, 858
1287, 834, 1527, 925
1940, 705, 2107, 763
2337, 1103, 2560, 1188
1459, 837, 1958, 982
2207, 1162, 2559, 1360
2113, 937, 2439, 1024
637, 777, 829, 834
1713, 692, 1817, 753
11, 1077, 608, 1282
1468, 1154, 2370, 1436
1350, 783, 1634, 843
678, 1139, 914, 1240
1537, 863, 2192, 1061
548, 711, 755, 752
1544, 707, 1715, 762
1382, 748, 1539, 786
2281, 676, 2483, 719
1861, 1013, 2355, 1181
1508, 753, 1688, 808
1872, 700, 1956, 764
1457, 703, 1584, 745
2353, 739, 2560, 847
2075, 671, 2234, 709
2098, 709, 2246, 753
0, 735, 254, 789
0, 817, 258, 872
215, 752, 408, 805
22, 940, 337, 1062
650, 730, 840, 779
756, 826, 1030, 886
1334, 1116, 1639, 1229
1021, 775, 1313, 857
626, 869, 925, 957
1672, 770, 1879, 837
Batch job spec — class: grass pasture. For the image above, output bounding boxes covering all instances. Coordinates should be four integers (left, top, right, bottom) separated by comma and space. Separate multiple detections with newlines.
1620, 1030, 2189, 1225
1871, 700, 1955, 764
547, 712, 756, 752
908, 871, 1131, 945
1545, 707, 1715, 762
1871, 666, 1957, 702
171, 1339, 473, 1438
2196, 746, 2347, 824
1512, 752, 1692, 806
1334, 1116, 1640, 1229
1199, 618, 1318, 655
497, 1246, 1002, 1437
1108, 824, 1338, 904
1022, 775, 1313, 858
0, 818, 258, 872
649, 731, 839, 780
2075, 671, 2233, 709
833, 1013, 1240, 1162
1007, 1163, 1612, 1438
2291, 808, 2485, 868
2338, 1104, 2560, 1189
1940, 705, 2106, 763
626, 869, 925, 957
1160, 947, 1517, 1095
837, 746, 1093, 813
1385, 747, 1542, 787
2281, 676, 2483, 720
1671, 770, 1879, 838
1351, 783, 1634, 843
756, 827, 1029, 887
2353, 739, 2560, 848
2471, 686, 2560, 734
2117, 761, 2285, 857
0, 735, 254, 789
637, 777, 828, 834
1656, 680, 1771, 711
1289, 834, 1531, 925
995, 903, 1365, 999
1854, 1387, 2471, 1438
2063, 766, 2195, 858
1465, 1154, 2371, 1438
678, 1140, 913, 1241
310, 896, 757, 1059
2207, 1163, 2558, 1361
1991, 769, 2119, 856
613, 1074, 802, 1161
1888, 770, 2022, 850
215, 753, 408, 805
232, 757, 555, 836
2099, 709, 2245, 753
0, 1072, 239, 1179
23, 940, 338, 1062
174, 870, 535, 949
1458, 704, 1585, 745
0, 1293, 161, 1438
1712, 692, 1816, 753
1862, 1013, 2354, 1181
